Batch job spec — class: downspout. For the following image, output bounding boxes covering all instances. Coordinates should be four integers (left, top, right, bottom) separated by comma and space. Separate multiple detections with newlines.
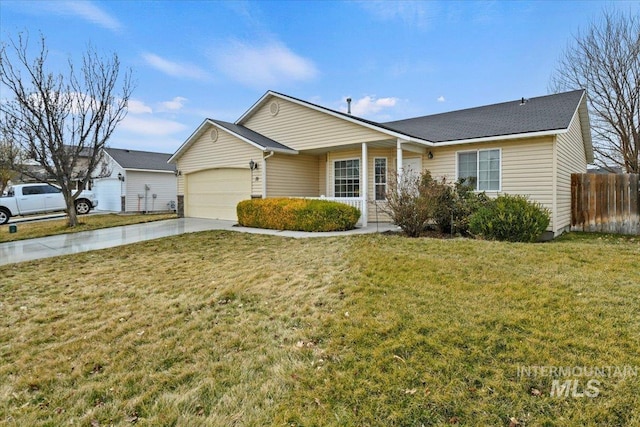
262, 151, 275, 198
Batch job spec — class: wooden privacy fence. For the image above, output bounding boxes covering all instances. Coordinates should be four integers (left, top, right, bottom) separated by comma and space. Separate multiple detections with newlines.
571, 173, 640, 235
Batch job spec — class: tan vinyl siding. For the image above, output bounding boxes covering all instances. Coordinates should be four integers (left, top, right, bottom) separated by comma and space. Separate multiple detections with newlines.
176, 125, 262, 195
426, 137, 556, 230
266, 153, 320, 197
555, 114, 588, 234
124, 171, 177, 212
243, 97, 392, 151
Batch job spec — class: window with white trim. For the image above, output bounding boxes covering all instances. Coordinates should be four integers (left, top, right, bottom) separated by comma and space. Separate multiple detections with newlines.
334, 159, 360, 197
374, 158, 387, 200
457, 149, 500, 191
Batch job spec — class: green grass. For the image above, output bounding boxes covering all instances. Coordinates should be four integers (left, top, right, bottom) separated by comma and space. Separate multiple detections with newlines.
0, 213, 177, 243
1, 232, 638, 426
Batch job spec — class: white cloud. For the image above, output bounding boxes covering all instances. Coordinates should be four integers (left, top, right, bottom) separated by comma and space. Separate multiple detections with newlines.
215, 40, 317, 88
160, 97, 187, 111
358, 0, 435, 29
127, 99, 153, 114
437, 96, 446, 102
54, 1, 123, 32
119, 115, 188, 136
142, 53, 211, 81
348, 96, 398, 117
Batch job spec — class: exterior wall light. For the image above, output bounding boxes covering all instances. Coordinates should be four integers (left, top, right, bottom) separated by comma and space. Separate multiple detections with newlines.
428, 151, 434, 159
118, 172, 125, 181
249, 160, 258, 170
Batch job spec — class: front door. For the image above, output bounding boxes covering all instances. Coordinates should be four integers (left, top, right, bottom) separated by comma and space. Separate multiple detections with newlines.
402, 157, 423, 180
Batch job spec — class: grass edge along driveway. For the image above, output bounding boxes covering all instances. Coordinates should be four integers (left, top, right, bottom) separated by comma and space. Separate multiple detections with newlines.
0, 213, 177, 243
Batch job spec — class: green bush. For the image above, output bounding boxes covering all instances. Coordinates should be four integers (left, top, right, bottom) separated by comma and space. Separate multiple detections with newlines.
432, 178, 491, 236
237, 198, 360, 232
468, 194, 551, 242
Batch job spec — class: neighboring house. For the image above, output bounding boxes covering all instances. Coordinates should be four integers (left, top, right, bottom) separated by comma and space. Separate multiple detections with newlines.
92, 148, 177, 213
12, 147, 94, 190
168, 89, 593, 238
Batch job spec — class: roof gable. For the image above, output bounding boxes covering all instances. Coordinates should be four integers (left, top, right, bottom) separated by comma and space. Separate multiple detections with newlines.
168, 118, 297, 163
211, 120, 297, 153
237, 90, 431, 144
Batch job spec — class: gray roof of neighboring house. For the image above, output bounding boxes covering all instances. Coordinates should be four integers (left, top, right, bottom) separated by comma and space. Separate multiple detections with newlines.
383, 89, 586, 143
212, 120, 296, 152
105, 147, 176, 172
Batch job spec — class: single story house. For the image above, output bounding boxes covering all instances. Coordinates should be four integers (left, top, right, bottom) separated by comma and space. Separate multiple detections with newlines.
168, 89, 593, 238
92, 148, 177, 212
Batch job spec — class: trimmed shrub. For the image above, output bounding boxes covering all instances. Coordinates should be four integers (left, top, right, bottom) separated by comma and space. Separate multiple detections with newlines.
237, 198, 360, 232
468, 194, 551, 242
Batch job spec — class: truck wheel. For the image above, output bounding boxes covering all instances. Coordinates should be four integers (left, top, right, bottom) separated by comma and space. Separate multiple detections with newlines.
0, 208, 10, 225
75, 200, 91, 215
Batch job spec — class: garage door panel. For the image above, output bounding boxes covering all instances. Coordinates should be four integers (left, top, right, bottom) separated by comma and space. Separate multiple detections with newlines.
186, 168, 250, 220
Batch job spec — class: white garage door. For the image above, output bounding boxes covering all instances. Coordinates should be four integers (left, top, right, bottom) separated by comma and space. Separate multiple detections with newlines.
93, 178, 121, 212
186, 168, 250, 220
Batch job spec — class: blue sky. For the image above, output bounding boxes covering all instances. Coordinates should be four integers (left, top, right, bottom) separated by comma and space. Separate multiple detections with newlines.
1, 0, 638, 153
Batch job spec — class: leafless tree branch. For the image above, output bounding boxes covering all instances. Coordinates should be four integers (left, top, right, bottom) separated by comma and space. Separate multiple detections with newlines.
550, 8, 639, 173
0, 32, 132, 226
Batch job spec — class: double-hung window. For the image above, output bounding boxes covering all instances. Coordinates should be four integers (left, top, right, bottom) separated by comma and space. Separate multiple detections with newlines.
374, 158, 387, 200
334, 159, 360, 197
457, 149, 500, 191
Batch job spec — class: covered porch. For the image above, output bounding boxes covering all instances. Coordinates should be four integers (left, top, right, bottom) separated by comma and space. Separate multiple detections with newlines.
262, 138, 430, 226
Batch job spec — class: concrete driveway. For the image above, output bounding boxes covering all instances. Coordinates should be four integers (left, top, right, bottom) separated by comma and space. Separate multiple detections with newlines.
0, 218, 235, 266
0, 218, 397, 266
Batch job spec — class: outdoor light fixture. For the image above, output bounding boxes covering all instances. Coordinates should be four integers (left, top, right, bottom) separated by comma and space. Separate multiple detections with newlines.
428, 151, 434, 159
249, 160, 258, 170
174, 170, 182, 176
117, 172, 125, 182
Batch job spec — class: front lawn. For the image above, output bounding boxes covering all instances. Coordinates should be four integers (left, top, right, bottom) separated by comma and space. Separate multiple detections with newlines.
1, 232, 638, 425
0, 213, 177, 243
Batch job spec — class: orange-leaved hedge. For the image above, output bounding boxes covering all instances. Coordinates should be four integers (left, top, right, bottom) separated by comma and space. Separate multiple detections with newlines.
237, 198, 360, 232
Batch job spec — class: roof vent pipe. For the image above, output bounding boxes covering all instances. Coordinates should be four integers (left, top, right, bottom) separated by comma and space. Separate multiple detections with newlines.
346, 97, 352, 115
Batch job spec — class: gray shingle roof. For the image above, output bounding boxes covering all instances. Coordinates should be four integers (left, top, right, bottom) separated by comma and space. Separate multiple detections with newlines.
383, 89, 585, 143
105, 148, 176, 172
212, 120, 296, 152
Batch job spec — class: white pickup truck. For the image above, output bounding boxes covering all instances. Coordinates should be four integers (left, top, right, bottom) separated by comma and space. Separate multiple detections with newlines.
0, 183, 98, 225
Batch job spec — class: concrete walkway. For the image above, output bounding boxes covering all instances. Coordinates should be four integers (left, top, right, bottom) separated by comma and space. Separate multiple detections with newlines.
0, 218, 398, 266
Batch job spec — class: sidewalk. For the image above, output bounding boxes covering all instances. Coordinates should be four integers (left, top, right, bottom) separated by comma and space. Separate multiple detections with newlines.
0, 218, 397, 266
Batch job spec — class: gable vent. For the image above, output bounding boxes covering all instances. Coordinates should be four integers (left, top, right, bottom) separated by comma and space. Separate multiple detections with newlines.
210, 128, 218, 142
269, 101, 279, 116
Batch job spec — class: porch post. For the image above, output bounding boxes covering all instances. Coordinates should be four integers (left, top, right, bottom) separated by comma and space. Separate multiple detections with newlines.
396, 138, 404, 180
361, 142, 368, 227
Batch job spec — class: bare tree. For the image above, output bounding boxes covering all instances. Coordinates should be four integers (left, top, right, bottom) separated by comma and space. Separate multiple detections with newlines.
550, 9, 639, 173
0, 33, 132, 226
379, 170, 440, 237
